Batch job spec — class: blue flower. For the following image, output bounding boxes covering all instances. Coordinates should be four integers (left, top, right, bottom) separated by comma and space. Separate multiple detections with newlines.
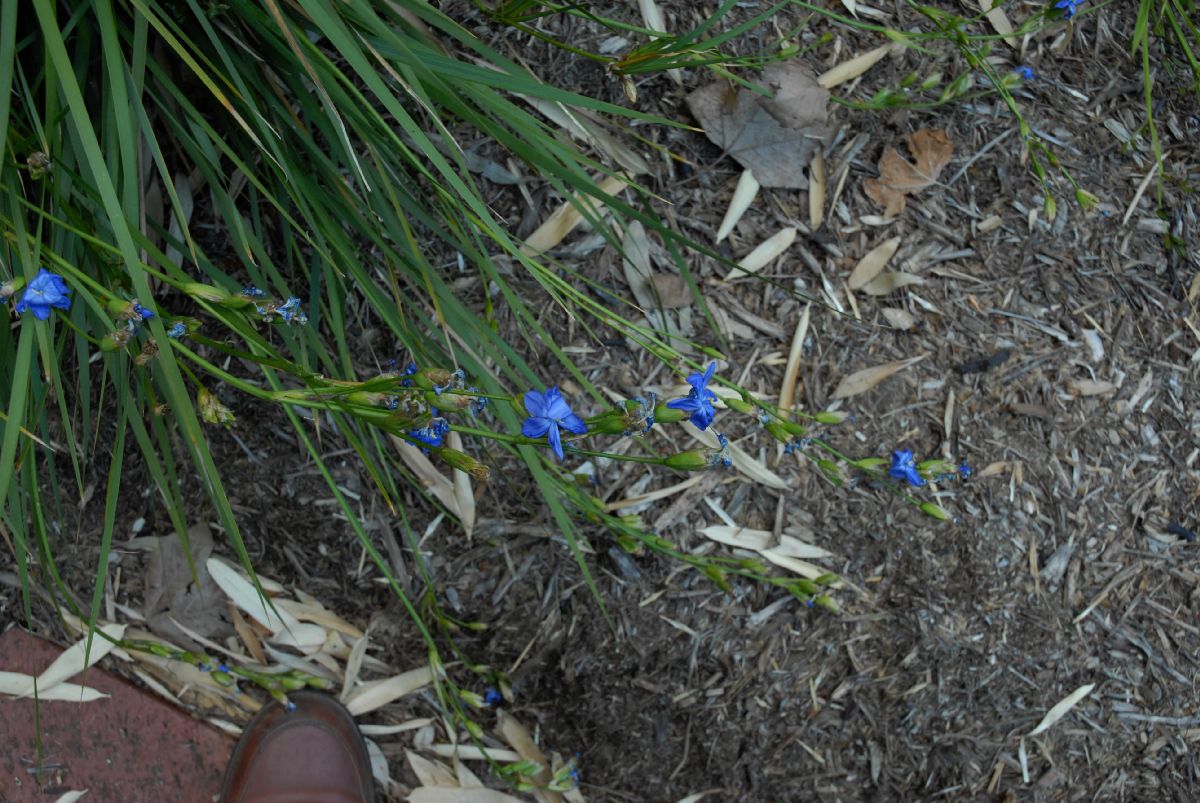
276, 296, 307, 324
468, 387, 489, 416
1016, 66, 1035, 80
1054, 0, 1082, 18
241, 286, 266, 298
167, 322, 187, 338
522, 386, 588, 461
958, 459, 972, 479
666, 362, 719, 430
888, 449, 926, 487
434, 368, 465, 396
623, 393, 656, 435
14, 269, 71, 320
400, 362, 418, 387
483, 688, 503, 706
409, 414, 449, 451
709, 431, 732, 468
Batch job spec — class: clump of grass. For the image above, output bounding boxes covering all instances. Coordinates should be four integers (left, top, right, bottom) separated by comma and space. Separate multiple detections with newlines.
2, 2, 980, 783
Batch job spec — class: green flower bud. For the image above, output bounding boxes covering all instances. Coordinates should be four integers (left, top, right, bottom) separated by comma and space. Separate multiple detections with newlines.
722, 397, 755, 415
812, 594, 838, 612
438, 448, 490, 482
917, 459, 954, 476
1074, 188, 1099, 210
125, 639, 174, 659
652, 403, 688, 425
134, 339, 159, 366
920, 71, 942, 90
1042, 194, 1057, 220
182, 282, 230, 303
26, 151, 52, 179
764, 421, 792, 444
816, 459, 843, 485
852, 457, 888, 471
766, 419, 806, 438
278, 673, 308, 690
664, 432, 731, 471
616, 533, 643, 555
100, 328, 134, 351
642, 533, 674, 551
210, 669, 235, 687
198, 387, 236, 426
792, 578, 818, 596
737, 558, 768, 575
618, 512, 644, 530
920, 501, 951, 521
347, 391, 391, 407
813, 410, 846, 425
585, 409, 627, 436
664, 449, 709, 471
703, 564, 732, 594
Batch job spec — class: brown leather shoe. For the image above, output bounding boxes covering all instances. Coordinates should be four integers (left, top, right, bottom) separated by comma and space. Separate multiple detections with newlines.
220, 691, 374, 802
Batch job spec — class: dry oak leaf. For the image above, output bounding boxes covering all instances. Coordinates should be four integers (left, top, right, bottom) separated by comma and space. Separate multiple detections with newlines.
864, 128, 953, 216
686, 61, 829, 189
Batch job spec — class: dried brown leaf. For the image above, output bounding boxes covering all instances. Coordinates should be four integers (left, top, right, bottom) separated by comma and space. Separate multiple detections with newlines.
143, 522, 231, 644
881, 307, 916, 330
978, 0, 1018, 47
832, 355, 925, 399
847, 236, 901, 290
817, 44, 890, 89
863, 129, 953, 216
648, 274, 693, 308
716, 169, 759, 242
860, 271, 925, 296
686, 61, 829, 189
1068, 378, 1117, 397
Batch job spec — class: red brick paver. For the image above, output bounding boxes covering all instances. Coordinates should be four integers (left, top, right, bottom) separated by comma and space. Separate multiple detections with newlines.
0, 627, 234, 802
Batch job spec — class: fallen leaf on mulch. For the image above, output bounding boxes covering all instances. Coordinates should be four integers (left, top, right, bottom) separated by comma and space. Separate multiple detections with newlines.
863, 128, 953, 216
206, 558, 327, 652
1067, 378, 1117, 397
881, 307, 916, 330
700, 525, 835, 581
521, 174, 628, 255
977, 0, 1018, 47
0, 622, 125, 702
832, 354, 925, 399
817, 44, 890, 89
860, 271, 924, 296
731, 226, 796, 277
715, 169, 759, 242
686, 61, 829, 189
143, 522, 232, 644
1029, 683, 1096, 736
684, 422, 788, 489
648, 274, 693, 308
847, 236, 901, 290
497, 710, 564, 803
